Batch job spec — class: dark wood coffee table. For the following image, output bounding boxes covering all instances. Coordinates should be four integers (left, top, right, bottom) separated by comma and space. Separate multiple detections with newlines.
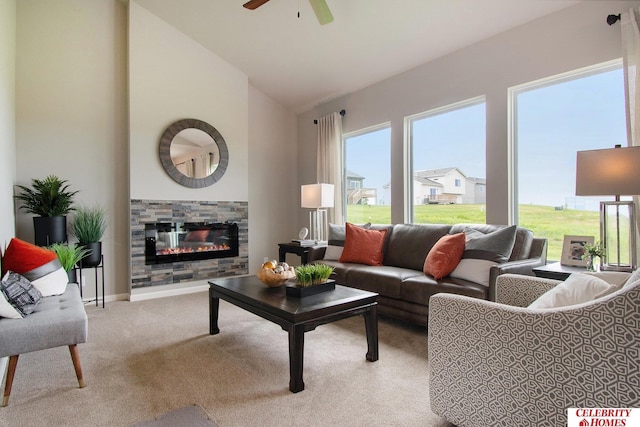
208, 275, 379, 393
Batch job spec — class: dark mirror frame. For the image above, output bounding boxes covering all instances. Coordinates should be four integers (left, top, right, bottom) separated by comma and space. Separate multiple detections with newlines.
159, 118, 229, 188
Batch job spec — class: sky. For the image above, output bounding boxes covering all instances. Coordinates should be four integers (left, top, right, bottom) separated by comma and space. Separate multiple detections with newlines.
345, 66, 626, 212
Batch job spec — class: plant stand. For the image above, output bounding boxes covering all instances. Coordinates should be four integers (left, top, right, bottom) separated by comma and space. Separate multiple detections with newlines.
77, 255, 105, 308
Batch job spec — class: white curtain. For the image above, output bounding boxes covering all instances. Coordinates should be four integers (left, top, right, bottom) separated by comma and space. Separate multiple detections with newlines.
186, 159, 195, 178
316, 112, 344, 225
621, 7, 640, 266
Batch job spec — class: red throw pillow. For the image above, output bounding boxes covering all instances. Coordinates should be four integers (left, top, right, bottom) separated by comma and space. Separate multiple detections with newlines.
339, 223, 387, 266
1, 238, 68, 296
423, 232, 466, 279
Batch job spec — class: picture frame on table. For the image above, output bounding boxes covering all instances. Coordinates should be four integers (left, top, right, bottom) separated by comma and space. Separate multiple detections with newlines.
560, 235, 594, 267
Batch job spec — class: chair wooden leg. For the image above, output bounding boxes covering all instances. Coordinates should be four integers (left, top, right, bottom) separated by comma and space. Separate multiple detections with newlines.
2, 355, 19, 407
68, 345, 86, 388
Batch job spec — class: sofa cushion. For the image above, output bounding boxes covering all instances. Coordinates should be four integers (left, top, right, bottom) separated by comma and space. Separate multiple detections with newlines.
384, 224, 451, 271
316, 259, 353, 284
449, 225, 517, 287
401, 274, 489, 304
339, 223, 388, 266
423, 232, 465, 279
345, 265, 423, 299
0, 283, 88, 358
0, 271, 42, 317
529, 273, 618, 309
1, 238, 69, 297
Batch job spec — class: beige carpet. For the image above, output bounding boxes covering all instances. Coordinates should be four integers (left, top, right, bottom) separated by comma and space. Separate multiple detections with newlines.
0, 290, 452, 427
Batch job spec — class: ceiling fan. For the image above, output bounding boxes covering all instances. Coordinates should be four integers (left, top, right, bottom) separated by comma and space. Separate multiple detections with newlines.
243, 0, 334, 25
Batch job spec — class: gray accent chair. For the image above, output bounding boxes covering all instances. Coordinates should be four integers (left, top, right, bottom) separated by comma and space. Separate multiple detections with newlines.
428, 273, 640, 426
0, 283, 87, 406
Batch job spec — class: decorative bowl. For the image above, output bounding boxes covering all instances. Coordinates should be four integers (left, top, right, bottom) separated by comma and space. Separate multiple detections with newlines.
257, 267, 295, 287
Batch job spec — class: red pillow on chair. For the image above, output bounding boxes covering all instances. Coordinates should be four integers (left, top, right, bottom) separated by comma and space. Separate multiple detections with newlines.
2, 238, 68, 296
339, 223, 387, 266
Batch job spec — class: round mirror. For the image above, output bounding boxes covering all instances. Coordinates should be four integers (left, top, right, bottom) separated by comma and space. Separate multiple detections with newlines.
159, 119, 229, 188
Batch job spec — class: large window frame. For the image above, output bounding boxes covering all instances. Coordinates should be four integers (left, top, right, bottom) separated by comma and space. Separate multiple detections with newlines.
508, 59, 624, 226
405, 96, 487, 224
342, 123, 392, 224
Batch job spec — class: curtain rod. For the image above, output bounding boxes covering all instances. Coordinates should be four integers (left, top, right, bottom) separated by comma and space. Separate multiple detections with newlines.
314, 109, 346, 124
608, 14, 621, 25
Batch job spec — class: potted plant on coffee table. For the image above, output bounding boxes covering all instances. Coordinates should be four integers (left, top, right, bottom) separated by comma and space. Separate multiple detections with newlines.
14, 175, 78, 246
286, 263, 335, 297
47, 242, 90, 283
70, 204, 108, 267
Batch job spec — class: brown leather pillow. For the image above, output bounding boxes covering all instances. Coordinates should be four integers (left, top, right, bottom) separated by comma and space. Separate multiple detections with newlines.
339, 223, 387, 266
423, 232, 465, 279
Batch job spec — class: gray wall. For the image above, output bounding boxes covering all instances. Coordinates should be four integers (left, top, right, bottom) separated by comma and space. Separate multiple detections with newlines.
297, 1, 640, 228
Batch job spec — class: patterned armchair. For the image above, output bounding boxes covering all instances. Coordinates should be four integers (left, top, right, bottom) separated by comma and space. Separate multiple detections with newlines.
428, 273, 640, 427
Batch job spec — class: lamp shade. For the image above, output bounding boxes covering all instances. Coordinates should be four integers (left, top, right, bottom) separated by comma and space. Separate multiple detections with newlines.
301, 183, 334, 208
576, 146, 640, 196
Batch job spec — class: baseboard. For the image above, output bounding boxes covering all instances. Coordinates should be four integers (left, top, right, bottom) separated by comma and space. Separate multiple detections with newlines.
128, 282, 209, 301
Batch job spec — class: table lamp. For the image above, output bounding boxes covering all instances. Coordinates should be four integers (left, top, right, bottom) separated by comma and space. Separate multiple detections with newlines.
301, 183, 334, 243
576, 145, 640, 271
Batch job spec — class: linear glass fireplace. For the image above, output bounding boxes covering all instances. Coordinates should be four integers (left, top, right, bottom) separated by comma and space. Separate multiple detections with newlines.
145, 222, 239, 265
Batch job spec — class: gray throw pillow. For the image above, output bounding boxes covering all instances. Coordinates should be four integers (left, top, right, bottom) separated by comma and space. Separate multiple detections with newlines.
463, 225, 518, 263
449, 225, 518, 287
0, 271, 43, 317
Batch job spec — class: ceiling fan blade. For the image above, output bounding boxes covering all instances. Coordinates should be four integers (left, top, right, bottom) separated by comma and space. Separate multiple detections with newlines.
308, 0, 334, 25
243, 0, 270, 10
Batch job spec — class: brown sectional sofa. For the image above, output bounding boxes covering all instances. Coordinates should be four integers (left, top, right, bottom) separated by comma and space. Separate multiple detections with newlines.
308, 223, 547, 326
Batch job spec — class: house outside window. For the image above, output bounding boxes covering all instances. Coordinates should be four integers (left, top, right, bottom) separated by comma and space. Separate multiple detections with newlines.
406, 97, 486, 223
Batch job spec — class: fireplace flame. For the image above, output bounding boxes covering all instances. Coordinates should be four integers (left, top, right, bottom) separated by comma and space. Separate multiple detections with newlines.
157, 243, 231, 256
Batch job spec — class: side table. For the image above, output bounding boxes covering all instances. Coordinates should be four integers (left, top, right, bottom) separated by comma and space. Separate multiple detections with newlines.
533, 262, 585, 281
278, 242, 326, 265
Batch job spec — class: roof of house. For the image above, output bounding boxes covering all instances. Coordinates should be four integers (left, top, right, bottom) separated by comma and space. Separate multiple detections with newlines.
415, 167, 467, 179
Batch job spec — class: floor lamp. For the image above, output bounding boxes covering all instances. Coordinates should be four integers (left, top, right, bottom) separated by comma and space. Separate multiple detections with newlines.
301, 183, 334, 244
576, 145, 640, 272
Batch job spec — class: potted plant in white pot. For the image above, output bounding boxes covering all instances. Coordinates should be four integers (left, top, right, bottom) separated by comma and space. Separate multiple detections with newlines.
14, 175, 78, 246
70, 204, 108, 267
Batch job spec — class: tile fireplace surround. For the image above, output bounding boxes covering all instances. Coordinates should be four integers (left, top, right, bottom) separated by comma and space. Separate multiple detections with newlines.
130, 199, 248, 289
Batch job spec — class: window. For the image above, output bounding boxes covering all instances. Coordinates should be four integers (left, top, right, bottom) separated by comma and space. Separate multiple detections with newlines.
343, 125, 391, 223
511, 60, 626, 261
407, 97, 486, 223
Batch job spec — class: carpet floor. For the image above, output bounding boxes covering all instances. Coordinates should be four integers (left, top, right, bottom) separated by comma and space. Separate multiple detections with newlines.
0, 289, 452, 427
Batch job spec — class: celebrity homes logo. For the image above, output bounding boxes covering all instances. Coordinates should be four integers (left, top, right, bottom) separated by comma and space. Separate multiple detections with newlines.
568, 408, 639, 427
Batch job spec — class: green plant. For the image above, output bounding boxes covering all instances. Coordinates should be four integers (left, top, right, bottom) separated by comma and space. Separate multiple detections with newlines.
14, 175, 78, 217
47, 243, 90, 272
71, 204, 108, 243
585, 241, 605, 258
294, 263, 334, 287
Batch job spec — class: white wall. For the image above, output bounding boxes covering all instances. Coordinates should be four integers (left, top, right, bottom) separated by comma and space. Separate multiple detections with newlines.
0, 0, 16, 248
248, 85, 298, 266
129, 1, 248, 202
12, 0, 298, 301
297, 0, 640, 227
15, 0, 129, 299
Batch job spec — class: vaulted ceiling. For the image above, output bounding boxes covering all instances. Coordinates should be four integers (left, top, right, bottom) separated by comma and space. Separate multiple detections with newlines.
135, 0, 580, 113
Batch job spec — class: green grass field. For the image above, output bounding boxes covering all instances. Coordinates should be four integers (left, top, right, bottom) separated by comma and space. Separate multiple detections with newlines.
346, 204, 600, 261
